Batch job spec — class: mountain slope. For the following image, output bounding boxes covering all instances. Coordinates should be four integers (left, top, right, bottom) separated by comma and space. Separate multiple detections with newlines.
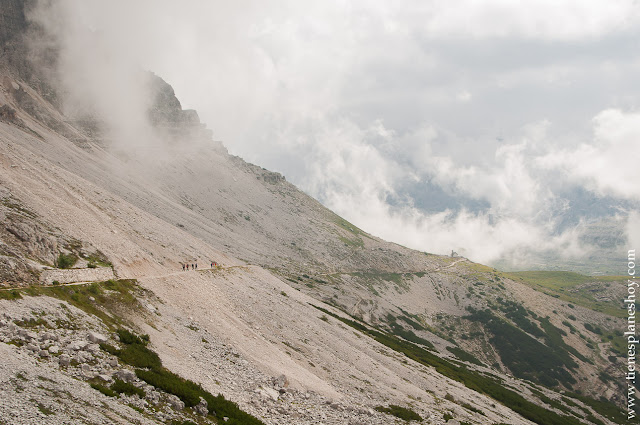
0, 6, 628, 425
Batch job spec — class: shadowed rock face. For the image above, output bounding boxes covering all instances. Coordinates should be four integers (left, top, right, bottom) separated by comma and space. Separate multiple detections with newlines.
0, 0, 28, 47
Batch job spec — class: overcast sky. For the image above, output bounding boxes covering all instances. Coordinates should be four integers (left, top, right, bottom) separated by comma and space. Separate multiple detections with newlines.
33, 0, 640, 267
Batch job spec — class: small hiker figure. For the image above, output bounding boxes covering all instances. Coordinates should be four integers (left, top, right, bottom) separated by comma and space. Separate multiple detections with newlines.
195, 262, 198, 270
191, 263, 194, 270
211, 261, 213, 268
182, 263, 185, 271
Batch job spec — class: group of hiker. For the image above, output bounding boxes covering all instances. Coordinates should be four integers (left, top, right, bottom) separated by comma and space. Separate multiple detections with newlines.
181, 261, 218, 271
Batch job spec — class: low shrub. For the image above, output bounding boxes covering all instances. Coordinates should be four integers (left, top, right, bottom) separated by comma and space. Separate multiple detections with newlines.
135, 368, 265, 425
117, 328, 149, 345
90, 382, 117, 397
56, 253, 77, 269
118, 342, 162, 370
111, 379, 145, 397
375, 405, 422, 421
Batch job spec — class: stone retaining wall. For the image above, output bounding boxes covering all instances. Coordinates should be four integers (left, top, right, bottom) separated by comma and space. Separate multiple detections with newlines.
39, 267, 115, 285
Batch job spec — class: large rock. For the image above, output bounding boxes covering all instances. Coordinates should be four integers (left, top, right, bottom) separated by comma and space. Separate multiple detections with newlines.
81, 364, 96, 378
58, 354, 71, 367
274, 374, 289, 389
193, 397, 208, 416
114, 369, 136, 383
87, 332, 107, 344
166, 394, 184, 411
68, 340, 88, 351
257, 386, 279, 402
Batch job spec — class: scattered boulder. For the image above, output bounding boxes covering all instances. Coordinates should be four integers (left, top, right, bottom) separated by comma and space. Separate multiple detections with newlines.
68, 340, 87, 351
97, 374, 112, 382
193, 397, 208, 416
81, 364, 96, 378
166, 394, 185, 411
18, 329, 37, 340
257, 386, 279, 402
85, 343, 100, 354
75, 351, 93, 364
40, 332, 57, 341
114, 369, 136, 383
38, 349, 50, 358
87, 332, 107, 344
47, 345, 60, 354
145, 390, 161, 405
58, 354, 71, 367
273, 374, 289, 389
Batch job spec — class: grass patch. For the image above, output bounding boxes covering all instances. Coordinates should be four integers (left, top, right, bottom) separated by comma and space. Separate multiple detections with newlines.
0, 289, 22, 300
505, 271, 626, 317
23, 279, 144, 330
375, 405, 422, 421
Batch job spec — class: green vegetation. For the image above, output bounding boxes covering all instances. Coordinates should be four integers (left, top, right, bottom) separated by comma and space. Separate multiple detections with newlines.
136, 368, 264, 425
111, 379, 145, 397
386, 314, 434, 349
495, 298, 544, 338
584, 323, 603, 335
0, 290, 22, 300
446, 346, 483, 366
90, 382, 117, 397
461, 402, 485, 415
36, 403, 54, 416
7, 279, 262, 424
467, 308, 577, 387
564, 392, 627, 424
85, 251, 112, 268
538, 318, 589, 363
330, 214, 377, 248
106, 328, 265, 425
310, 304, 615, 425
55, 253, 77, 269
505, 271, 626, 317
22, 279, 144, 330
14, 317, 50, 328
374, 405, 422, 421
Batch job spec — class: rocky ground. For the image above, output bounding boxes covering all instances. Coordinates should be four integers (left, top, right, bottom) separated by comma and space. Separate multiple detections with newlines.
0, 281, 528, 425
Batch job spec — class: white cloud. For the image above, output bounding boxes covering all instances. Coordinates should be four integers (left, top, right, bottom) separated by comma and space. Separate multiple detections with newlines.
539, 109, 640, 200
32, 0, 640, 268
415, 0, 640, 40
